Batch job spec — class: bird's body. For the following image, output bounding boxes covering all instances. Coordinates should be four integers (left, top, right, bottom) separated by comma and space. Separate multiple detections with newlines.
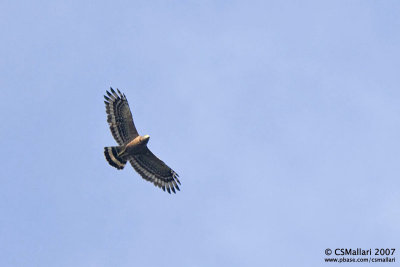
119, 135, 149, 157
103, 88, 180, 194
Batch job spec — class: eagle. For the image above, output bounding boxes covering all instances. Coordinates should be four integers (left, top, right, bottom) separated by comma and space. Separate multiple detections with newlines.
103, 88, 181, 194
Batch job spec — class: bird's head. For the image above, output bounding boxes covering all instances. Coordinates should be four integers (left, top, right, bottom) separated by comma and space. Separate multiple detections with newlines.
141, 134, 150, 144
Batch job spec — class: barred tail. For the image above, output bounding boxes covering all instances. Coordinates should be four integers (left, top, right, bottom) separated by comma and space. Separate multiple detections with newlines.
104, 146, 127, 170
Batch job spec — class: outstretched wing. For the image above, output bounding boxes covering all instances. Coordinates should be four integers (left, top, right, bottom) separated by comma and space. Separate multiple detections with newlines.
129, 147, 181, 194
104, 88, 139, 145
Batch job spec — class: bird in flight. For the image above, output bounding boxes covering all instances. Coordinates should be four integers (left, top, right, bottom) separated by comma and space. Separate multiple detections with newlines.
103, 88, 181, 194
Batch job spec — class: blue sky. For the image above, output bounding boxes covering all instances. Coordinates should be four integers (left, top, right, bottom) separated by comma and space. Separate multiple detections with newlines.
1, 1, 400, 266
